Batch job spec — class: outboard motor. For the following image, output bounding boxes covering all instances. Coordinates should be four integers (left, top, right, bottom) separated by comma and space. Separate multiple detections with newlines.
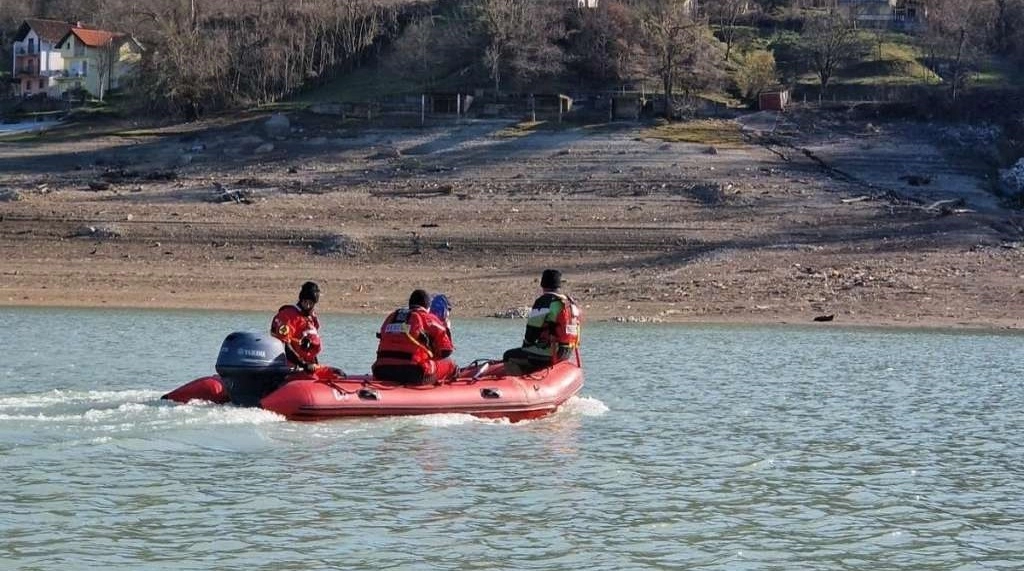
215, 331, 292, 406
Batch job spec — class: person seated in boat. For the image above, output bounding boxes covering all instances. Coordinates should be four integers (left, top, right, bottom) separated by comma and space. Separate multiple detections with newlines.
270, 281, 322, 373
372, 289, 457, 385
429, 293, 452, 331
502, 269, 582, 375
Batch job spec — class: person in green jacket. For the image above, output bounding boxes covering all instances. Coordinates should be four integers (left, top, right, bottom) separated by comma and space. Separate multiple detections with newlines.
502, 269, 582, 375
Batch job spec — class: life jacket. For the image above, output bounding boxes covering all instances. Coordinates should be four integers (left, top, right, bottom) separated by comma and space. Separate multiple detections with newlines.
539, 293, 582, 349
375, 308, 434, 368
271, 304, 321, 364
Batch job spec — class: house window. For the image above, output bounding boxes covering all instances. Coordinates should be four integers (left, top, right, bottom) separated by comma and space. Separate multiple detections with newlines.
28, 38, 36, 54
39, 79, 45, 89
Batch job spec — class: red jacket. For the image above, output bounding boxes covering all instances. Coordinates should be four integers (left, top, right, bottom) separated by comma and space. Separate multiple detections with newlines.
270, 304, 321, 365
374, 307, 453, 371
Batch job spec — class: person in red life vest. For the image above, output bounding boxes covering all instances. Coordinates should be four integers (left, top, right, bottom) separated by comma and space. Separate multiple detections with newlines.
270, 281, 322, 372
502, 269, 582, 375
372, 289, 457, 384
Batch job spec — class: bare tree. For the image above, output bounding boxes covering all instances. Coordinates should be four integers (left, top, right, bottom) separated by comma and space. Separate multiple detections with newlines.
93, 37, 118, 101
924, 0, 989, 101
476, 0, 519, 96
986, 0, 1024, 66
116, 0, 401, 116
991, 0, 1018, 54
638, 0, 701, 118
565, 0, 642, 85
475, 0, 564, 97
704, 0, 750, 60
386, 9, 475, 92
387, 16, 443, 91
871, 23, 886, 62
800, 9, 866, 102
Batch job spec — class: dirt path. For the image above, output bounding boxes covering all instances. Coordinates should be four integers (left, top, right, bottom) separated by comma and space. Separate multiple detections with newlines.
1, 110, 1022, 329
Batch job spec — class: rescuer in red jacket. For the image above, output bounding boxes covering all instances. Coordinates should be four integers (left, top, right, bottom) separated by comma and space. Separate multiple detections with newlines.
372, 289, 457, 384
270, 281, 322, 372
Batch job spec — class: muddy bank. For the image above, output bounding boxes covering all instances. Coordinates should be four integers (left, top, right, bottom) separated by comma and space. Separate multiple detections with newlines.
1, 111, 1022, 328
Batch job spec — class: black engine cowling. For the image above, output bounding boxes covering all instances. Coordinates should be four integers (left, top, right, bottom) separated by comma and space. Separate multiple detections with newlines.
215, 331, 292, 406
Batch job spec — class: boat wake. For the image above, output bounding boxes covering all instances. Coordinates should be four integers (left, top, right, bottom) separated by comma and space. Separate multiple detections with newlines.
407, 395, 609, 428
0, 389, 164, 410
561, 395, 609, 417
0, 390, 607, 431
0, 388, 283, 427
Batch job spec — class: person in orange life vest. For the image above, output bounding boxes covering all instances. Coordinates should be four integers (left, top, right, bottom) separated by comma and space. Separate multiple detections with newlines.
270, 281, 322, 372
502, 269, 582, 375
372, 289, 457, 384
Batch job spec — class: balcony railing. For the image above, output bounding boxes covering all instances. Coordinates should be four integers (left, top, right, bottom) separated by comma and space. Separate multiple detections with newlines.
16, 47, 40, 55
54, 70, 88, 79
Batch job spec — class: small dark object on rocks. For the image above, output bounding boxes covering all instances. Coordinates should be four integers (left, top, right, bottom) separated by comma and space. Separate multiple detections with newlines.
813, 314, 835, 322
144, 170, 177, 181
899, 174, 932, 186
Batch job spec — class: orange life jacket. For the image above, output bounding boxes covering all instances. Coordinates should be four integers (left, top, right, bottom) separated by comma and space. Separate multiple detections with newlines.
375, 308, 434, 368
540, 293, 582, 349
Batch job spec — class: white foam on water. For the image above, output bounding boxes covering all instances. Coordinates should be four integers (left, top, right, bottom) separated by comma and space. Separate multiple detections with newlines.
0, 412, 85, 422
150, 399, 284, 426
410, 399, 608, 428
0, 390, 606, 431
560, 395, 609, 417
283, 421, 374, 440
414, 395, 610, 428
0, 388, 284, 428
414, 412, 486, 427
179, 405, 284, 426
0, 389, 164, 410
406, 395, 611, 429
738, 457, 777, 472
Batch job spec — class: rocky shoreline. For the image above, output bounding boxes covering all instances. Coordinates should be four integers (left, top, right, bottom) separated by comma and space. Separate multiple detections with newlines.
1, 111, 1022, 329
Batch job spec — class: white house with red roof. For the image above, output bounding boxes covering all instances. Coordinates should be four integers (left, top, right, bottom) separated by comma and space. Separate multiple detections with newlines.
11, 18, 72, 98
53, 25, 143, 100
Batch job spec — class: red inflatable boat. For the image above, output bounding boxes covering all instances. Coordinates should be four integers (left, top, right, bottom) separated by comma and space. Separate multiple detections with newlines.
162, 331, 583, 422
164, 360, 583, 422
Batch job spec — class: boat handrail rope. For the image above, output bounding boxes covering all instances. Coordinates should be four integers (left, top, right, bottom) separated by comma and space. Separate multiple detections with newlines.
458, 358, 501, 382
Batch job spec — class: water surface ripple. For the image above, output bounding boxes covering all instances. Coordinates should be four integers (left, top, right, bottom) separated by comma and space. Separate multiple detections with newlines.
1, 308, 1022, 570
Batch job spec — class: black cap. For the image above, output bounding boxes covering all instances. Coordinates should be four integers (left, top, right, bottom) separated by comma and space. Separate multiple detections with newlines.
540, 269, 561, 290
299, 281, 320, 302
409, 289, 430, 308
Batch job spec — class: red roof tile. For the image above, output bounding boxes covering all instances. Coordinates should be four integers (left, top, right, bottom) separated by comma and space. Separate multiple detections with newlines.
69, 27, 125, 47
